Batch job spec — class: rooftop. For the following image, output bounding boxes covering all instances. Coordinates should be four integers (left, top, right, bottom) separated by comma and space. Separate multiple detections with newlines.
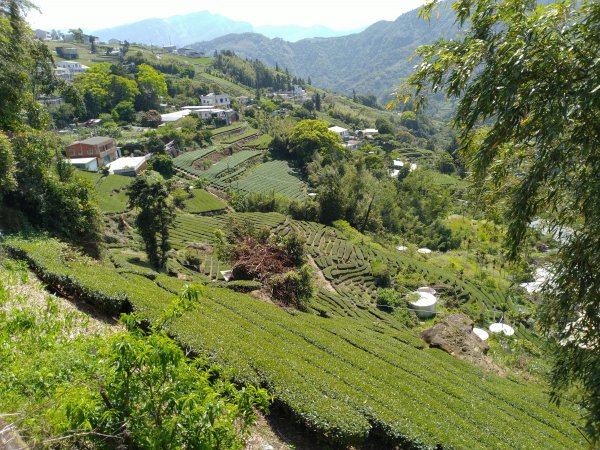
68, 157, 96, 164
107, 156, 149, 173
69, 136, 113, 146
328, 126, 348, 133
161, 110, 191, 122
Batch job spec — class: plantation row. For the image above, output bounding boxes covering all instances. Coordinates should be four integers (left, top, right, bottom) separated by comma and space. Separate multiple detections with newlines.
291, 220, 511, 320
172, 147, 217, 172
233, 160, 307, 200
209, 122, 246, 137
241, 134, 272, 150
216, 128, 260, 145
174, 148, 262, 186
2, 236, 585, 449
170, 212, 286, 250
184, 189, 228, 213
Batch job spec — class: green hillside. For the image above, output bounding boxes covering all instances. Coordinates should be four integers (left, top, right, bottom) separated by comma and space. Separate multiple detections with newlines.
188, 7, 458, 108
2, 235, 585, 448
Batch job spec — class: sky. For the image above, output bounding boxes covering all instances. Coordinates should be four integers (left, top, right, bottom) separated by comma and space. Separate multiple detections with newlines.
26, 0, 426, 32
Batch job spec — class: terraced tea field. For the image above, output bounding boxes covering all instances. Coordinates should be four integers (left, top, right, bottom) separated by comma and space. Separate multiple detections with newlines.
233, 160, 306, 200
169, 212, 286, 250
4, 236, 586, 449
173, 147, 218, 177
289, 220, 513, 321
184, 189, 227, 213
173, 147, 262, 191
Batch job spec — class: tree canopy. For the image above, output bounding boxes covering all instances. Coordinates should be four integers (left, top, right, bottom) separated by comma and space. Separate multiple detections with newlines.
403, 0, 600, 441
288, 119, 344, 165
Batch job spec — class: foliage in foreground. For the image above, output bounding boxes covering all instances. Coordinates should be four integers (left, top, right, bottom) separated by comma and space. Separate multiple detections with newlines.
0, 262, 269, 448
404, 0, 600, 441
1, 236, 586, 449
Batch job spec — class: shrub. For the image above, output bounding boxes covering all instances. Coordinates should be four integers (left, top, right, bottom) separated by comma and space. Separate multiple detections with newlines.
270, 264, 314, 310
376, 288, 403, 307
371, 259, 392, 288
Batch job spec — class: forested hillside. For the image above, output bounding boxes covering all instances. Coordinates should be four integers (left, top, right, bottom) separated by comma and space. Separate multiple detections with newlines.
189, 5, 458, 107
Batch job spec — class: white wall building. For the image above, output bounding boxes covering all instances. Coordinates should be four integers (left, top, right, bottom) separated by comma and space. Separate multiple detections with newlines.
55, 61, 89, 82
328, 126, 349, 138
200, 93, 231, 108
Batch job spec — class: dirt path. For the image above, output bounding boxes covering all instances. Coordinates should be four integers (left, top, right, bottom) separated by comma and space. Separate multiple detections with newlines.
307, 255, 336, 293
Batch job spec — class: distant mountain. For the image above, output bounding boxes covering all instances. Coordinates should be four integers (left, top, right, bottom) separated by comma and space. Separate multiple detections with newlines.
93, 11, 362, 47
94, 11, 253, 47
189, 6, 458, 103
255, 24, 363, 42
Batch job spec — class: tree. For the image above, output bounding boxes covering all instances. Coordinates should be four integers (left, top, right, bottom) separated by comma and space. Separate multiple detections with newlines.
0, 0, 56, 131
403, 0, 600, 441
288, 119, 344, 166
73, 63, 111, 113
68, 27, 84, 43
120, 40, 129, 61
375, 117, 395, 135
111, 100, 135, 123
314, 92, 321, 111
0, 133, 16, 200
144, 133, 166, 154
140, 109, 162, 128
127, 177, 175, 268
108, 74, 139, 107
149, 154, 174, 178
136, 63, 168, 110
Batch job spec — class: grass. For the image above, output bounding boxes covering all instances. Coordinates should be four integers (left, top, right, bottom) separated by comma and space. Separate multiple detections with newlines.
77, 171, 132, 213
184, 189, 227, 213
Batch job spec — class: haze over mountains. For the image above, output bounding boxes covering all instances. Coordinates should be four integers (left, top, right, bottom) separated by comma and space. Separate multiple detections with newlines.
189, 6, 458, 103
93, 11, 360, 46
93, 5, 458, 104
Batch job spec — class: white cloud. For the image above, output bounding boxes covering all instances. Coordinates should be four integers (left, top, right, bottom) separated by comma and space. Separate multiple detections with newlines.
26, 0, 425, 32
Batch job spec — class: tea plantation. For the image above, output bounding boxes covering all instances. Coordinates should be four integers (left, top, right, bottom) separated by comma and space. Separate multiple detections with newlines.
2, 236, 585, 449
233, 160, 306, 200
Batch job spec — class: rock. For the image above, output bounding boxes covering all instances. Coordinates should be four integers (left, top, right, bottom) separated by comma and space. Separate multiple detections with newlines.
421, 314, 489, 359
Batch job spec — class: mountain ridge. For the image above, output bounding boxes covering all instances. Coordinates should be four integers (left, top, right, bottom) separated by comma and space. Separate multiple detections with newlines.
93, 10, 360, 45
189, 6, 459, 103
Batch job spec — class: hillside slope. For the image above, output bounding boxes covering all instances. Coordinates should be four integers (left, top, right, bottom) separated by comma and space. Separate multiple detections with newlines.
189, 6, 458, 101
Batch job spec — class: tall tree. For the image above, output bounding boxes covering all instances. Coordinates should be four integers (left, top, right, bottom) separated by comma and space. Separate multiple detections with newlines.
403, 0, 600, 441
68, 27, 83, 43
0, 0, 55, 131
127, 177, 175, 268
135, 63, 167, 111
288, 119, 344, 166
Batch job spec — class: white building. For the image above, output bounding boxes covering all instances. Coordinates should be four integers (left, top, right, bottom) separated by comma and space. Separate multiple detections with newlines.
328, 126, 349, 138
34, 29, 49, 40
183, 106, 237, 125
358, 128, 378, 137
68, 157, 98, 172
160, 110, 192, 122
55, 61, 89, 82
161, 106, 238, 125
200, 93, 231, 109
107, 155, 151, 176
